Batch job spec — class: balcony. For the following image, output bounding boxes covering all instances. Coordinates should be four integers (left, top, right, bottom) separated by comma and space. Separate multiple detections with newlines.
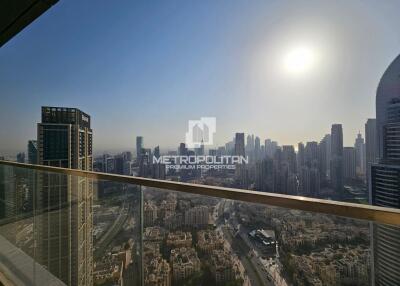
0, 160, 399, 286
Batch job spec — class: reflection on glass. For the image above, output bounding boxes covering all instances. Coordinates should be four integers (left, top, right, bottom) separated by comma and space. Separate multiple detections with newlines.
0, 164, 398, 286
0, 165, 142, 286
141, 187, 371, 286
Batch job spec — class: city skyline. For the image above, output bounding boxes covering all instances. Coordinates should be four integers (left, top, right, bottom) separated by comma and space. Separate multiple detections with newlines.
0, 119, 376, 158
2, 1, 400, 153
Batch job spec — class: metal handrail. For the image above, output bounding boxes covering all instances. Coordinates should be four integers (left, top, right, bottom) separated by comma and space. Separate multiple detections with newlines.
1, 160, 400, 225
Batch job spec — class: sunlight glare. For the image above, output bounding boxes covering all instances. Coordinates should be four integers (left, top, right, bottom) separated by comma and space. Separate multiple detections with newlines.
284, 46, 316, 75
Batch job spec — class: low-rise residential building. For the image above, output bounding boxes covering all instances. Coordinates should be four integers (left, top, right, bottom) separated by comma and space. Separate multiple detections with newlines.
166, 231, 192, 248
210, 250, 236, 284
170, 247, 201, 281
184, 206, 209, 227
197, 230, 224, 254
144, 201, 158, 227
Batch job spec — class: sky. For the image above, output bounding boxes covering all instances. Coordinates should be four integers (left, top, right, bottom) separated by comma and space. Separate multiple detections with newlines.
1, 0, 400, 154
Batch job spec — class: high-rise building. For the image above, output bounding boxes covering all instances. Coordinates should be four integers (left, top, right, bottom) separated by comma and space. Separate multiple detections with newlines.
370, 55, 400, 286
297, 142, 305, 171
305, 142, 318, 168
234, 133, 245, 157
365, 119, 377, 185
136, 136, 144, 160
104, 155, 115, 173
234, 133, 247, 188
27, 140, 38, 164
246, 134, 254, 152
179, 143, 187, 156
318, 136, 329, 181
343, 147, 356, 180
298, 142, 320, 196
299, 166, 320, 196
152, 146, 165, 179
139, 148, 152, 177
255, 158, 274, 192
16, 152, 25, 163
322, 134, 332, 178
38, 107, 93, 169
154, 146, 160, 159
36, 106, 93, 285
265, 139, 278, 158
114, 154, 124, 174
330, 124, 344, 196
354, 132, 366, 176
254, 136, 261, 161
0, 166, 15, 220
282, 145, 296, 173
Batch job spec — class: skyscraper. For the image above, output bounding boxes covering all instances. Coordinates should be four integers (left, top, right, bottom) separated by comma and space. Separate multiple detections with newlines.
299, 165, 320, 196
16, 152, 25, 163
305, 141, 318, 168
234, 133, 245, 157
179, 143, 187, 156
370, 55, 400, 286
254, 136, 261, 161
37, 106, 93, 285
136, 136, 144, 160
298, 142, 320, 196
234, 133, 247, 188
38, 107, 93, 169
265, 139, 278, 158
323, 134, 332, 178
297, 142, 305, 171
343, 147, 356, 180
114, 154, 124, 174
0, 165, 15, 220
365, 119, 377, 185
282, 145, 296, 173
354, 132, 366, 176
318, 136, 329, 181
330, 124, 344, 197
27, 140, 38, 164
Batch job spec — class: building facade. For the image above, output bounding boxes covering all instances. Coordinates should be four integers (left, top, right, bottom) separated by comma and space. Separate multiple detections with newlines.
370, 55, 400, 286
36, 106, 93, 286
330, 124, 344, 197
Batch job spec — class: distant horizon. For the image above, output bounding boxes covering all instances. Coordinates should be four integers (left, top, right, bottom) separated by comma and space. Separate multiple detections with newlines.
0, 120, 374, 157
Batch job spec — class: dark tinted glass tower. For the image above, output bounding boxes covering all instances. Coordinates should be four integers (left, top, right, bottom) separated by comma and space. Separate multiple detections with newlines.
371, 55, 400, 286
36, 107, 93, 285
28, 140, 38, 164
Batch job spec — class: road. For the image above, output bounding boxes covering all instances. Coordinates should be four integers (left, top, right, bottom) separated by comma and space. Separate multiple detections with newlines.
216, 199, 273, 286
94, 201, 130, 258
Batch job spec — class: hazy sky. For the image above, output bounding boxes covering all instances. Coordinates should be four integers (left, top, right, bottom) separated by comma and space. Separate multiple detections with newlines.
1, 0, 400, 154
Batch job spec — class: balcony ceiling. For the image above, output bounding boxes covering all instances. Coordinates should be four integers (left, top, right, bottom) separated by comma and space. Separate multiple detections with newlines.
0, 0, 58, 47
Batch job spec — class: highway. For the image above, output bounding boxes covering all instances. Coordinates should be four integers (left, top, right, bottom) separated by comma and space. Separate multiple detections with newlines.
216, 199, 274, 286
94, 201, 130, 259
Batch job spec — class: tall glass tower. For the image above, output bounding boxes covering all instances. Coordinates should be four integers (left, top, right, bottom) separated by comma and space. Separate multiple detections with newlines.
36, 107, 94, 285
370, 55, 400, 286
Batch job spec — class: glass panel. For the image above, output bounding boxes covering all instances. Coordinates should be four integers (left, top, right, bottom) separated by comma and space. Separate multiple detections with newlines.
142, 186, 376, 286
0, 164, 399, 285
0, 165, 142, 286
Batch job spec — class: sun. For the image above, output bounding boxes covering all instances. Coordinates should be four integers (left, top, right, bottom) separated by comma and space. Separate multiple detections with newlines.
284, 46, 316, 74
